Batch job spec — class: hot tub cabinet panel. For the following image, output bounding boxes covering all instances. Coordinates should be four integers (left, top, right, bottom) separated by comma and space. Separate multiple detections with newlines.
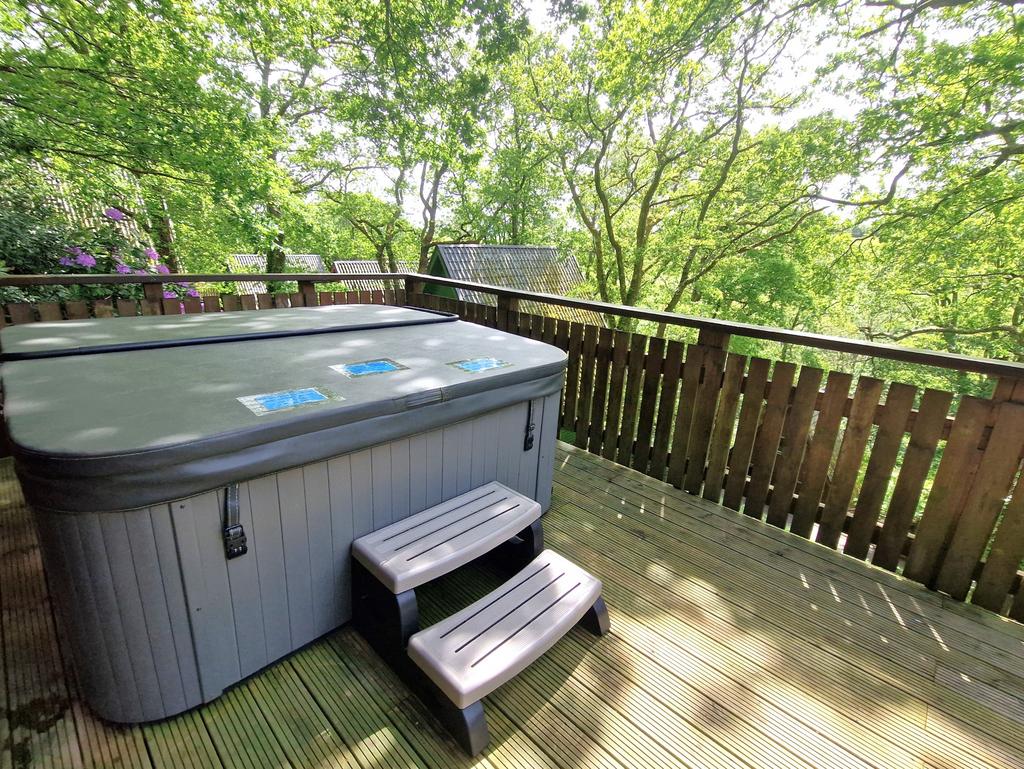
2, 307, 565, 723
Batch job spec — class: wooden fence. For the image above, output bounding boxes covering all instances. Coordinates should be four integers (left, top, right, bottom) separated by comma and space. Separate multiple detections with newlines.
2, 273, 1024, 623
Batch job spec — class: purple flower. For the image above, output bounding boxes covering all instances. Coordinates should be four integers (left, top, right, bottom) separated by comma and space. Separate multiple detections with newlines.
155, 264, 170, 274
104, 207, 126, 222
186, 288, 199, 298
134, 268, 148, 275
144, 247, 160, 261
115, 263, 133, 274
163, 291, 177, 299
58, 256, 74, 267
66, 246, 86, 258
75, 252, 96, 268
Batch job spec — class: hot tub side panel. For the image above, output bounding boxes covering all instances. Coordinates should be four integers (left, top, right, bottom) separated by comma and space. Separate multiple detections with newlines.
37, 393, 559, 722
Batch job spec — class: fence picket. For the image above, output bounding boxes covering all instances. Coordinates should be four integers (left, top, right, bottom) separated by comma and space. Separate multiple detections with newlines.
765, 366, 823, 529
902, 396, 991, 585
815, 377, 884, 547
702, 354, 746, 504
722, 358, 771, 511
744, 362, 797, 520
843, 383, 917, 558
872, 388, 954, 570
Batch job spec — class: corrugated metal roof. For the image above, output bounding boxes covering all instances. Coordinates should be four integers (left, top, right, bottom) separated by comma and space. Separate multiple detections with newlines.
332, 260, 413, 291
229, 254, 324, 295
433, 244, 604, 326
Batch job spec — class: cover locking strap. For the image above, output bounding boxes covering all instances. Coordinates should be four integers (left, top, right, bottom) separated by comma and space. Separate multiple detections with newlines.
222, 484, 247, 559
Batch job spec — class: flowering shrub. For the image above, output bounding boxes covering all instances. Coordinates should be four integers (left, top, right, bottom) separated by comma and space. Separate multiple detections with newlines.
51, 208, 198, 299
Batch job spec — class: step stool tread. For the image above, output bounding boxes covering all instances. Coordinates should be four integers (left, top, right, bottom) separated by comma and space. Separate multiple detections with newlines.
407, 549, 602, 709
352, 481, 542, 593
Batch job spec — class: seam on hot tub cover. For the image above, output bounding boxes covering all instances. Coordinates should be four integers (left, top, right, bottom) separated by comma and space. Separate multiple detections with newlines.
0, 305, 457, 360
14, 371, 564, 513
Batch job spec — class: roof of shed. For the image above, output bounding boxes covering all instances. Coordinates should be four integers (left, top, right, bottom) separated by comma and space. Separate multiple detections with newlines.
332, 260, 413, 292
230, 254, 325, 295
432, 245, 603, 326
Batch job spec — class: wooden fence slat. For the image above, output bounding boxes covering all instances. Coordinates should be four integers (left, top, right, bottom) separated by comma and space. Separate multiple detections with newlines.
93, 299, 114, 318
650, 340, 685, 481
7, 304, 35, 324
517, 312, 532, 339
531, 312, 546, 341
722, 358, 771, 511
702, 354, 746, 504
843, 383, 917, 559
616, 335, 648, 467
573, 325, 599, 449
239, 295, 257, 311
666, 343, 706, 488
183, 298, 203, 314
37, 302, 64, 321
871, 388, 954, 570
602, 330, 630, 462
631, 336, 666, 474
562, 323, 584, 431
765, 366, 823, 529
683, 346, 728, 494
743, 361, 797, 520
201, 295, 221, 313
542, 316, 557, 346
370, 289, 384, 304
289, 291, 305, 307
789, 371, 853, 538
222, 295, 241, 312
933, 402, 1024, 600
587, 327, 614, 456
162, 298, 181, 315
815, 376, 884, 547
902, 396, 991, 585
318, 291, 335, 306
972, 475, 1024, 612
65, 300, 90, 319
256, 293, 273, 310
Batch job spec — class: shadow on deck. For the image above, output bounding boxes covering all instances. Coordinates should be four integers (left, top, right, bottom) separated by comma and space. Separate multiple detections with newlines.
3, 443, 1024, 769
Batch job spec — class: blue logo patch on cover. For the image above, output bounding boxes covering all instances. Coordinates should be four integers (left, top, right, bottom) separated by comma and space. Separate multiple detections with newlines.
449, 357, 512, 373
331, 358, 407, 378
238, 387, 340, 416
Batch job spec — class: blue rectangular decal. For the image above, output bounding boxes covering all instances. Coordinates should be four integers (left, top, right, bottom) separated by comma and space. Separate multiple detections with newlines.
238, 387, 340, 416
331, 358, 407, 378
448, 357, 512, 374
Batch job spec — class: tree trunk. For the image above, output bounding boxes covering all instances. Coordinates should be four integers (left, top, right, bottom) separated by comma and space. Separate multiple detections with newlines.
264, 201, 288, 293
154, 198, 179, 273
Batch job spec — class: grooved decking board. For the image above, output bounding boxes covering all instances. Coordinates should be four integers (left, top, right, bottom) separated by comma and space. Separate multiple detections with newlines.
3, 450, 1024, 769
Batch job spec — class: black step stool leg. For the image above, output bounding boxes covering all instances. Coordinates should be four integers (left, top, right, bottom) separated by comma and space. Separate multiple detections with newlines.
352, 559, 419, 664
492, 518, 544, 571
580, 596, 610, 636
436, 698, 489, 756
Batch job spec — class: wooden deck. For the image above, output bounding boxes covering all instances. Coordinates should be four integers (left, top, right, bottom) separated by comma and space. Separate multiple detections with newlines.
3, 444, 1024, 769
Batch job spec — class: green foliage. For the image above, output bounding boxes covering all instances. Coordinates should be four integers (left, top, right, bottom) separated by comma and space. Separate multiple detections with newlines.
0, 0, 1020, 395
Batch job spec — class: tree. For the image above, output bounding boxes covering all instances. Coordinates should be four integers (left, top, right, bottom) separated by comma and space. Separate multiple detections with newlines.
522, 0, 853, 326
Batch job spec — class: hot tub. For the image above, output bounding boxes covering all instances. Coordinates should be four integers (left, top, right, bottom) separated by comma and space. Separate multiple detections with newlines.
0, 304, 566, 722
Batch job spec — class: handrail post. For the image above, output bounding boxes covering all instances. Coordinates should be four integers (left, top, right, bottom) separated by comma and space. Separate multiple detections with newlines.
297, 280, 317, 307
404, 276, 424, 306
697, 328, 730, 351
143, 282, 164, 315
